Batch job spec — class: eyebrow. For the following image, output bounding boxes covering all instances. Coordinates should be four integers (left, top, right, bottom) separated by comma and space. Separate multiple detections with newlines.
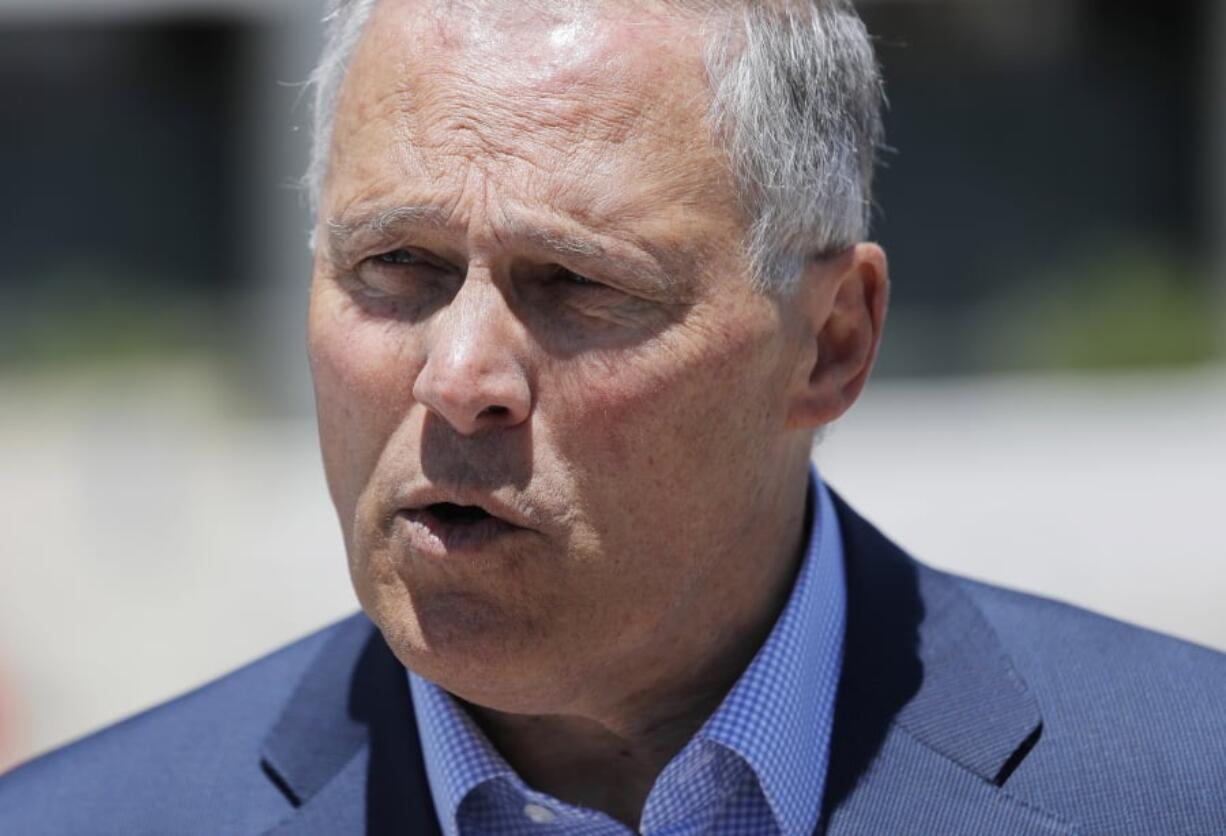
325, 203, 675, 291
503, 217, 606, 261
327, 205, 606, 261
325, 204, 450, 264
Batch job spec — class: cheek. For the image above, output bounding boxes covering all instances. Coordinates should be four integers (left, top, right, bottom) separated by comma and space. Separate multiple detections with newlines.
308, 287, 424, 512
546, 317, 782, 485
533, 326, 785, 616
309, 285, 423, 396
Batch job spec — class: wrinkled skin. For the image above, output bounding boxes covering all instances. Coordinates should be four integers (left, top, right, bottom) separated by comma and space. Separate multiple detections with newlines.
308, 0, 886, 818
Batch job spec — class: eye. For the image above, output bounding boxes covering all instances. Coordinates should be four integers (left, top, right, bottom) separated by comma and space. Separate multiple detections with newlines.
359, 248, 450, 282
376, 249, 431, 267
555, 267, 600, 287
347, 247, 453, 303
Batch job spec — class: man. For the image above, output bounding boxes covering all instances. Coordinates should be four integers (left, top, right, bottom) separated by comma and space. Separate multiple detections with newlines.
1, 0, 1223, 833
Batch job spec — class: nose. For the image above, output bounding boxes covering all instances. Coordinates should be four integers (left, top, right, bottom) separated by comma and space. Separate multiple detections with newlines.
412, 277, 532, 435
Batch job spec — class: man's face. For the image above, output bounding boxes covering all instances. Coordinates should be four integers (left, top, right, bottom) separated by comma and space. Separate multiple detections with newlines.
308, 0, 818, 714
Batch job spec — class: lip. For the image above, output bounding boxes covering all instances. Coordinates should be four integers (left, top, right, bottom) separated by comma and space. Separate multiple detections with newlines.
394, 486, 537, 560
397, 486, 537, 529
396, 507, 527, 559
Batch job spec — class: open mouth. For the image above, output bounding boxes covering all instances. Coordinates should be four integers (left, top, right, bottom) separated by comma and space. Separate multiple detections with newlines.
397, 502, 524, 556
428, 502, 493, 525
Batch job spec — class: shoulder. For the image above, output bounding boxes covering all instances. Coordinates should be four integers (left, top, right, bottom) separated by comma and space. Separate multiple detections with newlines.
0, 613, 371, 836
949, 570, 1226, 830
954, 571, 1226, 725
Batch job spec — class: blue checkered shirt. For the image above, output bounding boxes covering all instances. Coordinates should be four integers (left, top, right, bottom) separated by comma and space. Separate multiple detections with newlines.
408, 469, 847, 836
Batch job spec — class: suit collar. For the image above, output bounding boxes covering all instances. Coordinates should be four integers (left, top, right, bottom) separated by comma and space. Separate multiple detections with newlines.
822, 492, 1068, 833
259, 614, 440, 835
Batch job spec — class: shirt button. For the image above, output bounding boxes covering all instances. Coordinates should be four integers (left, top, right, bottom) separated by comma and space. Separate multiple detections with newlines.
523, 803, 557, 824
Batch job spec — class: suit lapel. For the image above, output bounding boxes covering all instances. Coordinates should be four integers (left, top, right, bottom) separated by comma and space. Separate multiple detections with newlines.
259, 615, 441, 836
824, 725, 1072, 835
821, 494, 1073, 834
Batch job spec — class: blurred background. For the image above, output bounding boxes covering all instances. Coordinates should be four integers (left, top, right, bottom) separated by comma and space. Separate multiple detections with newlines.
1, 0, 1223, 772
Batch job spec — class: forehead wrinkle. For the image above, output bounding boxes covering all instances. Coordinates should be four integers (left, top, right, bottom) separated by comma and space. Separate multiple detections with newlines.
404, 66, 648, 169
404, 4, 704, 144
344, 0, 718, 182
346, 0, 715, 153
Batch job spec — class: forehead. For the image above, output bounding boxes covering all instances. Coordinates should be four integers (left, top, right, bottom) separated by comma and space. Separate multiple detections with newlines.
323, 0, 738, 237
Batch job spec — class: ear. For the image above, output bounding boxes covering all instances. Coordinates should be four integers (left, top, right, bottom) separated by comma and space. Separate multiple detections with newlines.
785, 243, 889, 431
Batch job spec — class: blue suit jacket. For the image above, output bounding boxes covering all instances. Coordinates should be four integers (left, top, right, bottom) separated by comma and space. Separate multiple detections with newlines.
2, 494, 1224, 834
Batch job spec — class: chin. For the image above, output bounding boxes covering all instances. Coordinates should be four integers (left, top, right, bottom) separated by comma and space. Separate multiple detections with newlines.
363, 585, 568, 708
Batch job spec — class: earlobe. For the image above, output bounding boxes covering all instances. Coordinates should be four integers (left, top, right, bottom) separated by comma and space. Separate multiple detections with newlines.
786, 243, 889, 431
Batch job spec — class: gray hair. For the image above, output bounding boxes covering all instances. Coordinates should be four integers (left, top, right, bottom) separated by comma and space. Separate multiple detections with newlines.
305, 0, 884, 292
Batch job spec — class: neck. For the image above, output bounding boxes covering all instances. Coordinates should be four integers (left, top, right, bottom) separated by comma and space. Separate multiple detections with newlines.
466, 689, 727, 827
466, 463, 814, 827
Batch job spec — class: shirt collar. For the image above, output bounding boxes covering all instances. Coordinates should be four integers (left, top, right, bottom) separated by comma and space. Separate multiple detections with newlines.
409, 466, 846, 836
694, 467, 846, 836
409, 669, 510, 836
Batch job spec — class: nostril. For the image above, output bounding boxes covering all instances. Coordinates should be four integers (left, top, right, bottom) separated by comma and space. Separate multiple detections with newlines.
480, 405, 510, 419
